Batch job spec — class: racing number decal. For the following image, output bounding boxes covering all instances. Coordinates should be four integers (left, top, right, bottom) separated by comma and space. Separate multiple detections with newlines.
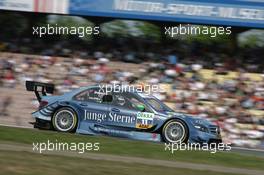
136, 112, 154, 129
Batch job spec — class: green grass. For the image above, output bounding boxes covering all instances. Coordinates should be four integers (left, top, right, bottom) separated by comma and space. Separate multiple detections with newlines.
0, 151, 238, 175
0, 126, 264, 170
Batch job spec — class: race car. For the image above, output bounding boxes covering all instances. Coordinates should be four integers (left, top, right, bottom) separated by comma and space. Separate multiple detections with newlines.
26, 81, 222, 144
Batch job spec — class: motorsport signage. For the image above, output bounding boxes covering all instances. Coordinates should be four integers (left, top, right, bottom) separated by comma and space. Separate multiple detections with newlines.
69, 0, 264, 28
0, 0, 69, 14
0, 0, 263, 28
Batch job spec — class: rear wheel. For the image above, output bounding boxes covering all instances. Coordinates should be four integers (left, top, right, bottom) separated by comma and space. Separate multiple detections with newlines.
162, 119, 188, 143
52, 107, 77, 132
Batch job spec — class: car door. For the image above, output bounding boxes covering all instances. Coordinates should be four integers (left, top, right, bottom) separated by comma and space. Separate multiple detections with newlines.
73, 87, 109, 124
107, 92, 153, 130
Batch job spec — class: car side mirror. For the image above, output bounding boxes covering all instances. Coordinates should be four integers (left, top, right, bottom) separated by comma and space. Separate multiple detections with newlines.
136, 104, 145, 111
102, 95, 113, 103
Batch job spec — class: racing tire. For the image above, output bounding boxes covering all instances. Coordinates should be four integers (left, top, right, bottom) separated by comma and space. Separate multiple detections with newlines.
52, 107, 78, 133
162, 119, 188, 144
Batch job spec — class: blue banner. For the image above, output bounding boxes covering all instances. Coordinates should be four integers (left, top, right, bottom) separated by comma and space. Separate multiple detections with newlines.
69, 0, 264, 28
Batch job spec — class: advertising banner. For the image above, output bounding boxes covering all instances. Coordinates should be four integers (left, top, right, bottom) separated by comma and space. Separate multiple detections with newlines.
0, 0, 69, 14
69, 0, 264, 28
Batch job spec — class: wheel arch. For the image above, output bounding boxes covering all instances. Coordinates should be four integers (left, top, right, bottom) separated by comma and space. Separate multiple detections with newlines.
160, 117, 190, 143
51, 102, 80, 131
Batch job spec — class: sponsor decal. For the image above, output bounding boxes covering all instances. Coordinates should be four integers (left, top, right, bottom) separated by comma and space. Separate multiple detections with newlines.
109, 112, 136, 124
136, 112, 154, 129
84, 111, 107, 123
93, 126, 133, 136
84, 110, 136, 124
84, 110, 155, 129
137, 112, 154, 119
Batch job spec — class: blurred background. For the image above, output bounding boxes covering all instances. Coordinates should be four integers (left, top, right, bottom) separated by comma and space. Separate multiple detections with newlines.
0, 0, 264, 149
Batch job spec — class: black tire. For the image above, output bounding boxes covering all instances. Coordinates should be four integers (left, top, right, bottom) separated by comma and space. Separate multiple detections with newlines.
52, 107, 78, 132
162, 119, 188, 143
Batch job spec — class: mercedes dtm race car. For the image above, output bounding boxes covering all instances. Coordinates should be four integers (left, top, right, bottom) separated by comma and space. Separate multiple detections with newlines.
26, 81, 222, 144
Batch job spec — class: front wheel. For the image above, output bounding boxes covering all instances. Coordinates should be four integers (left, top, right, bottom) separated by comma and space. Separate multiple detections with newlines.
52, 107, 78, 132
162, 119, 188, 143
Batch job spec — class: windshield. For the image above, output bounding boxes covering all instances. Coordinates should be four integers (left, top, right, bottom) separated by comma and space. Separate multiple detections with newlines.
144, 98, 174, 113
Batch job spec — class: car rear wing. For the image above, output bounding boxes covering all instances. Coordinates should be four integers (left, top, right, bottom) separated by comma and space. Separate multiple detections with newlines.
25, 81, 55, 102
